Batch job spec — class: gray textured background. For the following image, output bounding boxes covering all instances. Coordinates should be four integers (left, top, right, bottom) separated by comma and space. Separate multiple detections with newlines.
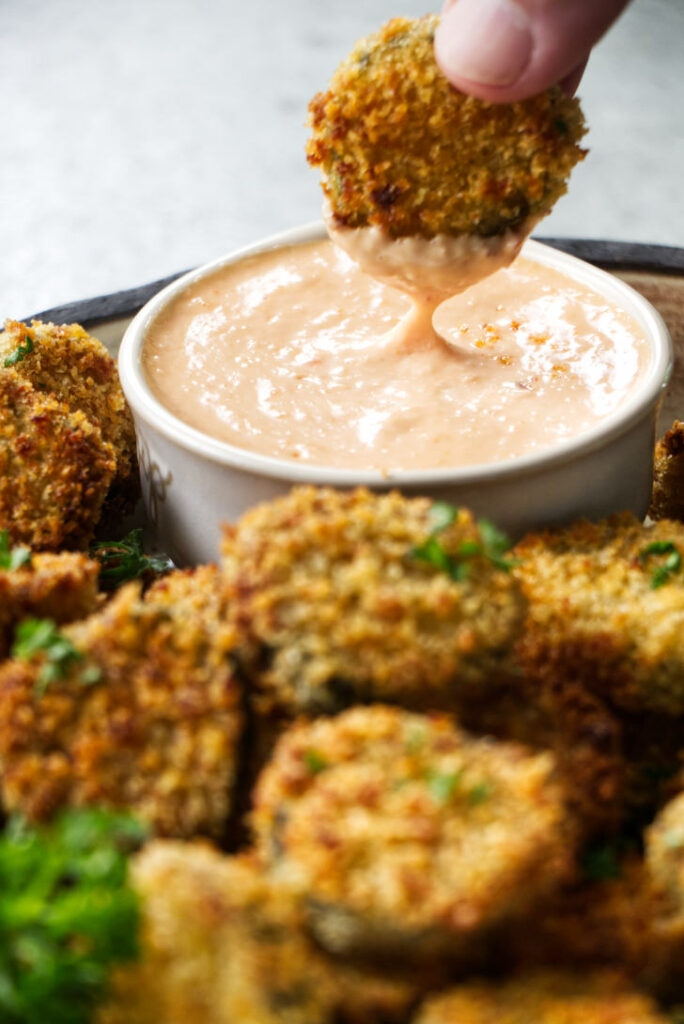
2, 0, 683, 317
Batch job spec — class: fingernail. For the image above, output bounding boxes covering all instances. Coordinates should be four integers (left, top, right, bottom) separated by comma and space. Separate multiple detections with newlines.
435, 0, 533, 87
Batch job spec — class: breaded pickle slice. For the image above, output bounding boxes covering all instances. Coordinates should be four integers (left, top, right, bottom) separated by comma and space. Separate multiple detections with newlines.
514, 514, 684, 715
1, 319, 139, 513
252, 706, 573, 959
307, 16, 586, 239
644, 791, 684, 997
413, 972, 669, 1024
502, 855, 654, 978
0, 549, 100, 659
99, 842, 338, 1024
650, 420, 684, 522
0, 371, 116, 549
0, 567, 242, 837
223, 487, 525, 715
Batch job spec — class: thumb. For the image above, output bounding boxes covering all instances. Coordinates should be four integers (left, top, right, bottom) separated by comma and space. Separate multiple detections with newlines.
434, 0, 631, 102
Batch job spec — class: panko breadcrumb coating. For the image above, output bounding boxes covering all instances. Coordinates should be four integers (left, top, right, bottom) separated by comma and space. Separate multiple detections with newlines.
252, 706, 573, 960
650, 421, 684, 522
307, 16, 586, 239
644, 791, 684, 998
0, 370, 116, 549
514, 514, 684, 716
99, 842, 338, 1024
222, 487, 525, 717
502, 855, 655, 979
455, 679, 626, 837
413, 972, 670, 1024
0, 320, 139, 515
0, 549, 100, 659
0, 567, 242, 837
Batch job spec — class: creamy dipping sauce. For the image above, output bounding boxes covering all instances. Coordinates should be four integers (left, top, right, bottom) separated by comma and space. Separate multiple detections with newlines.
143, 238, 649, 471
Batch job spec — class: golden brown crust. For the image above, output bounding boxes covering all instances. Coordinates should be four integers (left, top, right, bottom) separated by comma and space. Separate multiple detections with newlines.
0, 370, 116, 549
222, 487, 525, 716
513, 514, 684, 716
307, 16, 586, 239
0, 567, 242, 837
643, 792, 684, 995
413, 972, 669, 1024
99, 842, 338, 1024
501, 856, 655, 977
650, 420, 684, 522
0, 319, 139, 516
0, 550, 100, 659
252, 706, 573, 959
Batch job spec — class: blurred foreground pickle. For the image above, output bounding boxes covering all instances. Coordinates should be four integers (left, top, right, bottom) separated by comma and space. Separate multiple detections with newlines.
252, 706, 574, 961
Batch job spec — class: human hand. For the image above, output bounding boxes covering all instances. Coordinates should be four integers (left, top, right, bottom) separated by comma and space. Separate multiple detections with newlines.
435, 0, 632, 102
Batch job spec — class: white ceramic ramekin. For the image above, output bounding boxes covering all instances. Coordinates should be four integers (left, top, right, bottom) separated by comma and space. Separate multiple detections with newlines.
119, 223, 672, 566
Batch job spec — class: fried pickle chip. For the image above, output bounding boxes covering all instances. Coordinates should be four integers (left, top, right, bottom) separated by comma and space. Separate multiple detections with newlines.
0, 549, 100, 659
222, 487, 525, 716
650, 420, 684, 522
0, 370, 116, 549
99, 843, 338, 1024
514, 514, 684, 716
307, 16, 586, 240
252, 706, 573, 961
413, 972, 669, 1024
1, 319, 139, 515
0, 567, 242, 837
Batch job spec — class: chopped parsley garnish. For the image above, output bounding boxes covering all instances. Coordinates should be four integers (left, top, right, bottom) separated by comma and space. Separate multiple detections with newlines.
411, 502, 515, 581
91, 528, 172, 589
664, 829, 684, 851
0, 809, 145, 1024
303, 750, 328, 774
404, 727, 426, 755
639, 540, 682, 589
427, 501, 460, 532
426, 769, 463, 804
477, 517, 516, 571
11, 618, 100, 696
468, 781, 492, 806
581, 843, 621, 882
0, 530, 31, 571
3, 334, 34, 367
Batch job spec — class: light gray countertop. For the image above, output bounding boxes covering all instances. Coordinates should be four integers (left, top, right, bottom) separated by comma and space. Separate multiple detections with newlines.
2, 0, 683, 317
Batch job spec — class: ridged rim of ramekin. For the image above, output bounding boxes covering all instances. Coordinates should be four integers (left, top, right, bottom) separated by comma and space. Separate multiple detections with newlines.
119, 221, 673, 486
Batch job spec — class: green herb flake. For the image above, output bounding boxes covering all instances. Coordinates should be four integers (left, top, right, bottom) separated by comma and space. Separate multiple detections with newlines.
639, 540, 682, 589
0, 808, 145, 1024
80, 664, 103, 687
478, 518, 516, 571
428, 501, 460, 532
426, 769, 463, 805
411, 503, 514, 580
404, 727, 426, 755
411, 535, 469, 581
468, 782, 492, 806
11, 618, 100, 696
664, 829, 684, 851
303, 750, 328, 775
3, 334, 34, 368
554, 118, 569, 135
0, 530, 31, 571
581, 842, 622, 882
91, 528, 172, 588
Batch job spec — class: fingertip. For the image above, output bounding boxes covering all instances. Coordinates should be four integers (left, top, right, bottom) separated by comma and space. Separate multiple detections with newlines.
434, 0, 533, 91
560, 57, 589, 97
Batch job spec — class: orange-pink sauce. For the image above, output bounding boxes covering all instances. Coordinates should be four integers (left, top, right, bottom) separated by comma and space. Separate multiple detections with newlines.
143, 238, 649, 471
